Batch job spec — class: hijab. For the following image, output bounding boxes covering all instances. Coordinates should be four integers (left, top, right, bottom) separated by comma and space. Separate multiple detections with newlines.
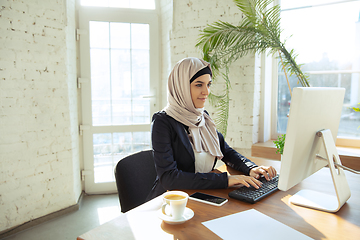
163, 57, 223, 159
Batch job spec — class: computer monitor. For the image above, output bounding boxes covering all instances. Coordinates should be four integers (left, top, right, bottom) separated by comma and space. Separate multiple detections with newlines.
278, 87, 351, 212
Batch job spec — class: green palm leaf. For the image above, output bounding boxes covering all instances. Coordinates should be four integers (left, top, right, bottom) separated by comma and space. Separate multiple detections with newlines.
196, 0, 310, 135
208, 68, 231, 136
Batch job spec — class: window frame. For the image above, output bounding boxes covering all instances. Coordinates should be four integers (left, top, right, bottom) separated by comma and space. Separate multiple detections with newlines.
77, 2, 160, 194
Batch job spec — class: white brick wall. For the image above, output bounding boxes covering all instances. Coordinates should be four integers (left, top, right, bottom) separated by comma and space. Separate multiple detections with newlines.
162, 0, 260, 156
0, 0, 81, 232
159, 0, 173, 109
0, 0, 261, 232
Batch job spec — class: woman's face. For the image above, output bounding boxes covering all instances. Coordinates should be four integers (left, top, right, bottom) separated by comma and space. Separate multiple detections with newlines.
190, 74, 212, 108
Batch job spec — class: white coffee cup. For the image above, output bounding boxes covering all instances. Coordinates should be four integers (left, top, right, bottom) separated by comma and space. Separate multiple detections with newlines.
161, 191, 189, 220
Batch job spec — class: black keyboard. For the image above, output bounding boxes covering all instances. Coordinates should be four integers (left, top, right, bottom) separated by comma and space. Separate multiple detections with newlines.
228, 175, 279, 203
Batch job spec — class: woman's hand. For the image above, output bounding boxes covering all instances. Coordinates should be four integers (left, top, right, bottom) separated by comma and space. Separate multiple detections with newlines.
228, 175, 262, 189
249, 166, 277, 181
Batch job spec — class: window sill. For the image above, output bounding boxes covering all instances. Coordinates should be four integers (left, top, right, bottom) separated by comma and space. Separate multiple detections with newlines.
251, 140, 360, 171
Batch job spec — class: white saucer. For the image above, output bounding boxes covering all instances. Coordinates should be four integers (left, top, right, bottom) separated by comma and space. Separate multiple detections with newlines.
157, 207, 194, 225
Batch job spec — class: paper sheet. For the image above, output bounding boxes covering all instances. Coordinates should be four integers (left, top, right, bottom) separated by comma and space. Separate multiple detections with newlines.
202, 209, 313, 240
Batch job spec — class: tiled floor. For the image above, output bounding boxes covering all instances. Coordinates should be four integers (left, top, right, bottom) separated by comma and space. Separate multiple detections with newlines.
2, 194, 122, 240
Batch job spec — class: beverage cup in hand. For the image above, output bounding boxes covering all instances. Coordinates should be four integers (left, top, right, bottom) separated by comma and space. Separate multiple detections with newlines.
161, 191, 189, 220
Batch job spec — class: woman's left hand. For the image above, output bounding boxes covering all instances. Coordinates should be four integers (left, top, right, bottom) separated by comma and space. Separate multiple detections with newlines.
249, 166, 277, 181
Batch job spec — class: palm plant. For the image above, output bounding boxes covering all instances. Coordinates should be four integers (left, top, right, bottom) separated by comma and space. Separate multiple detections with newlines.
196, 0, 310, 136
207, 66, 231, 135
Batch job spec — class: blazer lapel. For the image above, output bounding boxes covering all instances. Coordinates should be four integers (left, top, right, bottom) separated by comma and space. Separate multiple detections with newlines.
175, 123, 195, 161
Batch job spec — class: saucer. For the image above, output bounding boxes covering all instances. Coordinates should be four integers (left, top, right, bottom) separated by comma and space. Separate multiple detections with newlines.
157, 207, 194, 225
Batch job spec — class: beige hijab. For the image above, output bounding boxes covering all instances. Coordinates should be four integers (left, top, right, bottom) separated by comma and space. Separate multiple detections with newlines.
163, 57, 223, 159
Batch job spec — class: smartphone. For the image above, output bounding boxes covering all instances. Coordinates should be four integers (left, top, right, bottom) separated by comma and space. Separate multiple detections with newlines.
189, 192, 228, 206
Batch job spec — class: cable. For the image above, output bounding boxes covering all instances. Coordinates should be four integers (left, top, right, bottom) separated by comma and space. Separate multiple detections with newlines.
333, 162, 360, 174
316, 154, 360, 174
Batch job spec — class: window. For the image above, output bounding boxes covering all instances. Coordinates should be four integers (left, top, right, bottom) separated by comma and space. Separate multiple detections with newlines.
89, 21, 151, 126
78, 2, 159, 193
275, 0, 360, 144
81, 0, 156, 9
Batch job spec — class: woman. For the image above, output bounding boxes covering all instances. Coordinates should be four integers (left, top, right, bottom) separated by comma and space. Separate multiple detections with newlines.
147, 57, 276, 200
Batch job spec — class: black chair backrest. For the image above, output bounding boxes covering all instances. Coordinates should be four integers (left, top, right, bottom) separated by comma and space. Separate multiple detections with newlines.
114, 150, 156, 213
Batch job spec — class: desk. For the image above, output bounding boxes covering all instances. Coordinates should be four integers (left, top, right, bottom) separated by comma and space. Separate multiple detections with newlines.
77, 158, 360, 240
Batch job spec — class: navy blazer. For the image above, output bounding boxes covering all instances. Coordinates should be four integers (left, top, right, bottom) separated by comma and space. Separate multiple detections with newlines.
146, 111, 257, 200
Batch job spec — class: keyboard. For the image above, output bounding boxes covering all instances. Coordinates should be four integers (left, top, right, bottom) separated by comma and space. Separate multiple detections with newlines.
228, 175, 279, 203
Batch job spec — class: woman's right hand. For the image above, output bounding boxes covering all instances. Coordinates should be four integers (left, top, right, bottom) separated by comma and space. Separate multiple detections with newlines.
228, 175, 262, 189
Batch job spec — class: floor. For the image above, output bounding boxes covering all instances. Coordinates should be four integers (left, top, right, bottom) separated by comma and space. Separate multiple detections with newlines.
2, 194, 122, 240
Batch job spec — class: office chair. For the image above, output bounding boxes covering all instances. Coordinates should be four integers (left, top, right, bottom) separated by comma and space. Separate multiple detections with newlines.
114, 150, 157, 213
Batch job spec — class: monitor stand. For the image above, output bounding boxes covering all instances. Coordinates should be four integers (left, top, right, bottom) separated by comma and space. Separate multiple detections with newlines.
289, 129, 351, 212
